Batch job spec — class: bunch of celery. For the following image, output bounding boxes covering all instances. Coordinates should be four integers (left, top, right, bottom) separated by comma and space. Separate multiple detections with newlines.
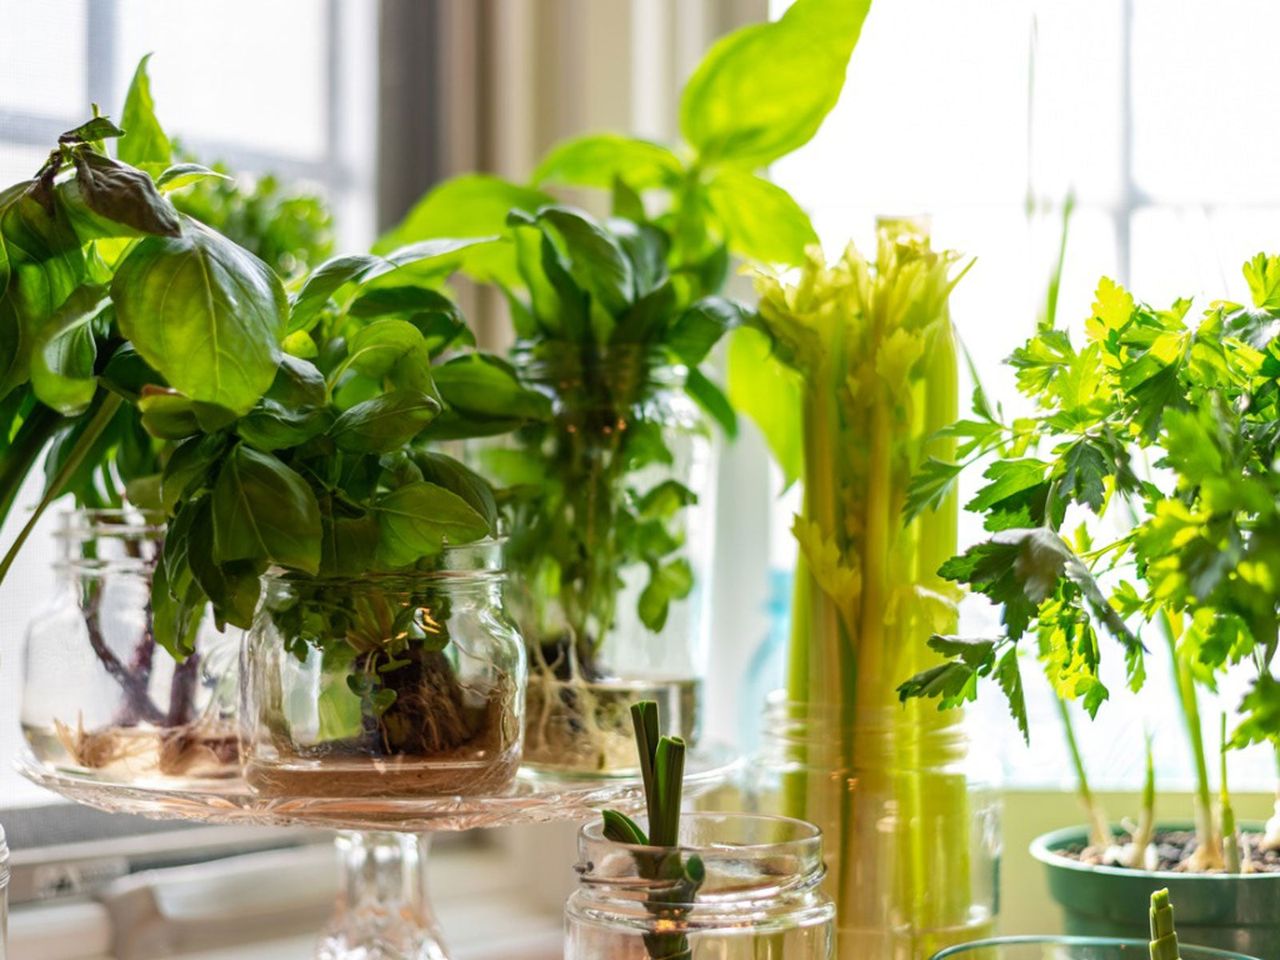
731, 221, 977, 957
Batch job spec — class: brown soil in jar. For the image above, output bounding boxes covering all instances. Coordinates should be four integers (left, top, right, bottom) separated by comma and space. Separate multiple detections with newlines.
1060, 828, 1280, 874
248, 670, 520, 798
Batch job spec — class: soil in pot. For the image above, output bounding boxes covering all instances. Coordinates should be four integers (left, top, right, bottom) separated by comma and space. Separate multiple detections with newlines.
248, 650, 520, 798
1060, 827, 1280, 874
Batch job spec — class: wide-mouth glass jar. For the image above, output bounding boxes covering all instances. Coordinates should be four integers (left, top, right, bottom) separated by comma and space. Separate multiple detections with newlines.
21, 509, 240, 786
748, 697, 1001, 960
567, 812, 835, 958
483, 342, 717, 777
241, 540, 525, 798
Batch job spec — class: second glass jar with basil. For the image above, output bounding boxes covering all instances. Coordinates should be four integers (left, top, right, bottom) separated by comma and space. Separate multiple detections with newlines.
241, 542, 525, 797
484, 344, 718, 776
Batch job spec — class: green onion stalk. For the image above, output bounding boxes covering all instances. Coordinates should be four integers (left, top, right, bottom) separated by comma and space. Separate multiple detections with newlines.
742, 221, 981, 958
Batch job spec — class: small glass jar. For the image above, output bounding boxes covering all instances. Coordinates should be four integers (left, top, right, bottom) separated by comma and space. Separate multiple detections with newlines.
21, 510, 239, 785
747, 698, 1001, 960
567, 812, 835, 959
490, 343, 717, 777
241, 541, 525, 798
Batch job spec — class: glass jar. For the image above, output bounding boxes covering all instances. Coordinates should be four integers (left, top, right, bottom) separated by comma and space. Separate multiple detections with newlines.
567, 812, 835, 959
241, 541, 525, 798
484, 344, 717, 777
0, 823, 8, 960
747, 698, 1001, 960
21, 509, 240, 785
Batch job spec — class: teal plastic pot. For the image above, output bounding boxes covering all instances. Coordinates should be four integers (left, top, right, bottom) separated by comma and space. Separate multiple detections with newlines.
1032, 824, 1280, 960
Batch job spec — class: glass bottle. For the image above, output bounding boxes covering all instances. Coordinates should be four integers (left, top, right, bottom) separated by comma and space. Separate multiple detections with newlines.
484, 343, 717, 777
21, 509, 239, 785
241, 540, 525, 798
566, 812, 835, 959
748, 697, 1002, 960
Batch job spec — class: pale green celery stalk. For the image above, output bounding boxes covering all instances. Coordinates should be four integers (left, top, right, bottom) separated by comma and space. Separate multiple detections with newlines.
1129, 733, 1156, 870
1220, 714, 1241, 873
1159, 611, 1222, 869
1056, 697, 1111, 850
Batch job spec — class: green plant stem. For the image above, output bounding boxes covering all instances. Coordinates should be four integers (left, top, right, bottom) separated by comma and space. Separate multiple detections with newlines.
1130, 732, 1156, 869
1148, 888, 1180, 960
1159, 611, 1222, 869
1220, 714, 1241, 873
0, 403, 62, 531
0, 393, 122, 589
1056, 696, 1111, 849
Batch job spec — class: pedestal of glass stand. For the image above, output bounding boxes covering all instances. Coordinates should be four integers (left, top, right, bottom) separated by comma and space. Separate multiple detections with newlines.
19, 747, 735, 959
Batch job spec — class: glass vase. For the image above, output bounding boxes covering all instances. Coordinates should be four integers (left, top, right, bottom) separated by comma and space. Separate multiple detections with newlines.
748, 698, 1001, 960
484, 344, 717, 777
20, 509, 239, 786
241, 541, 525, 798
566, 812, 835, 959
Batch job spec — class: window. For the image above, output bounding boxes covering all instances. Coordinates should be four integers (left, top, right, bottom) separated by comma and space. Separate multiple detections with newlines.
769, 0, 1278, 791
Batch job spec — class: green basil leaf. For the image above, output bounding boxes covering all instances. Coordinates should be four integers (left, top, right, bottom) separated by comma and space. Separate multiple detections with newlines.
347, 286, 472, 357
211, 444, 322, 573
236, 355, 332, 451
373, 480, 490, 568
431, 354, 551, 421
100, 342, 163, 401
117, 55, 172, 168
706, 169, 817, 267
612, 279, 675, 345
156, 163, 231, 192
679, 0, 869, 168
328, 389, 440, 453
410, 451, 499, 531
71, 150, 181, 237
375, 174, 551, 289
533, 206, 635, 315
346, 318, 426, 379
668, 296, 744, 365
29, 283, 108, 415
112, 217, 287, 415
186, 498, 261, 629
137, 388, 237, 440
289, 237, 485, 333
532, 134, 683, 190
59, 116, 125, 144
685, 368, 737, 438
162, 433, 228, 514
638, 558, 694, 632
320, 511, 381, 576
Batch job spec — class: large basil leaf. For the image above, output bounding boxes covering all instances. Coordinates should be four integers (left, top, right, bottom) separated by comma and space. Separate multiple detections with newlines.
117, 55, 172, 168
29, 283, 108, 415
111, 217, 286, 415
137, 388, 237, 440
211, 444, 322, 573
706, 169, 817, 267
162, 433, 228, 514
679, 0, 870, 168
346, 318, 425, 379
289, 236, 487, 333
328, 389, 440, 453
525, 206, 635, 315
373, 480, 490, 567
431, 354, 551, 421
376, 175, 552, 288
410, 451, 499, 531
70, 150, 181, 237
532, 134, 683, 190
667, 296, 744, 365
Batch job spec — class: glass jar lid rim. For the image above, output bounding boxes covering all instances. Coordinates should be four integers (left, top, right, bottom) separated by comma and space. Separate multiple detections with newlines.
580, 811, 821, 856
263, 537, 507, 583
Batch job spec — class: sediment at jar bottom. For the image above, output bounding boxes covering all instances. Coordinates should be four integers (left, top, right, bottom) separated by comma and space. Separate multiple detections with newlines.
24, 720, 239, 783
247, 670, 521, 798
522, 669, 700, 775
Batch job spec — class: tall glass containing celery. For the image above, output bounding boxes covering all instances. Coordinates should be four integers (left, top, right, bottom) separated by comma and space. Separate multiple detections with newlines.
734, 220, 998, 958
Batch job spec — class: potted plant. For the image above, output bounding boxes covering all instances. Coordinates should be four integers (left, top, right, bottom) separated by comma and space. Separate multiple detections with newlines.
377, 0, 874, 776
899, 256, 1280, 955
730, 221, 1000, 959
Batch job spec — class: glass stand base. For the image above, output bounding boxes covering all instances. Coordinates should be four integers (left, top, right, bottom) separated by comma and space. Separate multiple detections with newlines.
319, 832, 450, 960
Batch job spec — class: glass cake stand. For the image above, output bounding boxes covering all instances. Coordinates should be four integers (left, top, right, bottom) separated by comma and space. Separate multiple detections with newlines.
18, 747, 736, 959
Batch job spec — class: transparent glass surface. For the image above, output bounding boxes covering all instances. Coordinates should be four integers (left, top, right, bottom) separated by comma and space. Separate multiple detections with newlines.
748, 698, 1002, 960
483, 346, 718, 777
567, 813, 835, 959
21, 510, 239, 787
931, 936, 1261, 960
241, 542, 526, 799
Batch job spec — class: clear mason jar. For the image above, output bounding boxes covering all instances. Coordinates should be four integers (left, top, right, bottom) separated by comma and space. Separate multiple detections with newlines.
486, 343, 717, 777
241, 541, 526, 798
21, 509, 240, 785
567, 812, 835, 959
747, 698, 1001, 960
